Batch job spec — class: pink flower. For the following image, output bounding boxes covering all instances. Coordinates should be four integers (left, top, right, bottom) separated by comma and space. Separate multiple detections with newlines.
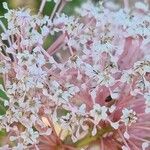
0, 1, 150, 150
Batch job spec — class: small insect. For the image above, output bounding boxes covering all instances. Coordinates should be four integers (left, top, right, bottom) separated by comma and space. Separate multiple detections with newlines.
105, 95, 113, 102
105, 95, 116, 108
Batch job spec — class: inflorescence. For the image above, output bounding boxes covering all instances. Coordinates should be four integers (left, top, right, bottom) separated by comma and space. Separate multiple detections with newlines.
0, 0, 150, 150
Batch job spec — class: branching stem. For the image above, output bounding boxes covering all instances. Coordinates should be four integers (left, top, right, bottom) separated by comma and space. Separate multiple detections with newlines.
73, 126, 113, 148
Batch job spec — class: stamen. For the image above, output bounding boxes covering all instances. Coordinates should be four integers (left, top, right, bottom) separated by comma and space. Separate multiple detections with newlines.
134, 126, 150, 131
128, 140, 139, 150
100, 138, 104, 150
118, 129, 131, 150
131, 134, 150, 143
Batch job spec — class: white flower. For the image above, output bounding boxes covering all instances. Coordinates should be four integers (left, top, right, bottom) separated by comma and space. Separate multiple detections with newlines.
124, 131, 130, 139
66, 84, 80, 95
0, 61, 10, 73
1, 30, 11, 41
98, 73, 115, 86
133, 60, 150, 75
120, 70, 133, 83
61, 84, 79, 102
41, 25, 49, 36
84, 63, 96, 78
12, 143, 25, 150
115, 10, 129, 27
17, 51, 33, 66
78, 104, 86, 114
51, 80, 60, 91
3, 2, 9, 10
110, 88, 120, 99
121, 108, 137, 126
135, 2, 148, 11
7, 83, 17, 94
90, 89, 97, 103
110, 121, 119, 129
90, 104, 108, 124
91, 41, 113, 53
142, 142, 149, 150
92, 125, 97, 136
20, 128, 39, 145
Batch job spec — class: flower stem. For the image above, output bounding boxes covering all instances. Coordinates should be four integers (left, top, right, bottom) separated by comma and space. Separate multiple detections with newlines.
74, 126, 113, 148
38, 0, 47, 15
124, 0, 129, 12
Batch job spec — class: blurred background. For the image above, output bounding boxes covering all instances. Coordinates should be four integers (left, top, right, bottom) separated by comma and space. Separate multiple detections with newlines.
0, 0, 141, 15
0, 0, 86, 16
0, 0, 149, 16
0, 0, 149, 17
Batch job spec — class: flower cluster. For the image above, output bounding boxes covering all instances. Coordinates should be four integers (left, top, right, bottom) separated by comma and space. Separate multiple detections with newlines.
0, 0, 150, 150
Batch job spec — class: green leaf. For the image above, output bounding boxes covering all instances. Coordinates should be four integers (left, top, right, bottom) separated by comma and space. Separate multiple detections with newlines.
0, 84, 8, 115
0, 84, 8, 100
0, 89, 8, 100
0, 100, 6, 115
0, 101, 6, 115
0, 129, 6, 136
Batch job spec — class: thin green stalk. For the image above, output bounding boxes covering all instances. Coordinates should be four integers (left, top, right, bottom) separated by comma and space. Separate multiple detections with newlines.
74, 126, 113, 148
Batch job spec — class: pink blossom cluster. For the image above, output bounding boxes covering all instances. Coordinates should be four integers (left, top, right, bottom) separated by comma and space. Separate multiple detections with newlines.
0, 0, 150, 150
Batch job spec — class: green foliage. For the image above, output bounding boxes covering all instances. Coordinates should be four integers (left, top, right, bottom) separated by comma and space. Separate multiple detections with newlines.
0, 129, 6, 136
0, 89, 8, 100
63, 0, 86, 15
43, 0, 85, 16
0, 82, 8, 115
0, 101, 6, 115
